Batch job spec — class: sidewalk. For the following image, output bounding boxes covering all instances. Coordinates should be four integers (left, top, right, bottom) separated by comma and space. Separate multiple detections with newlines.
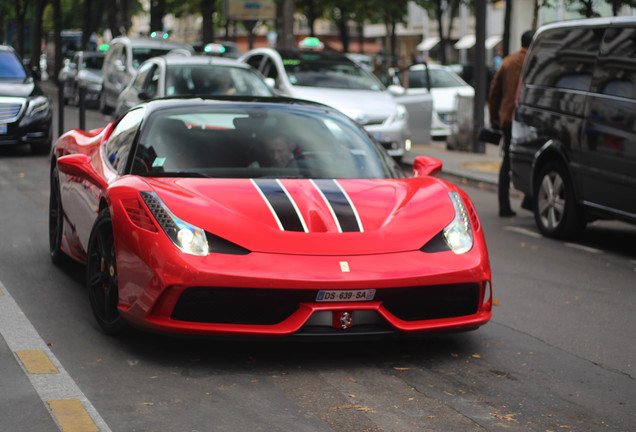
403, 140, 501, 185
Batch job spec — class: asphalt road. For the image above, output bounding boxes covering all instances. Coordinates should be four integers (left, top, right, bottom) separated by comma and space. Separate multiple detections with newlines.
0, 101, 634, 432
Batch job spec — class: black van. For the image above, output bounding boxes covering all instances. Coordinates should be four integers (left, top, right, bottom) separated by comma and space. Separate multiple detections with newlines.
511, 17, 636, 238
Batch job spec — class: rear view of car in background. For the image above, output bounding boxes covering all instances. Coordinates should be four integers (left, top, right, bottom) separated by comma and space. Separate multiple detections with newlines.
0, 44, 52, 154
511, 17, 636, 238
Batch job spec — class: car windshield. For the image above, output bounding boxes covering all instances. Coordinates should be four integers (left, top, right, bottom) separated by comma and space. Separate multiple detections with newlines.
0, 51, 27, 80
133, 104, 403, 179
406, 68, 466, 89
83, 54, 104, 70
165, 65, 272, 97
283, 54, 383, 90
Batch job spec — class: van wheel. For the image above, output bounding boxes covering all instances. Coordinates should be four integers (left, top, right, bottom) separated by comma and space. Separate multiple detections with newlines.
533, 161, 585, 239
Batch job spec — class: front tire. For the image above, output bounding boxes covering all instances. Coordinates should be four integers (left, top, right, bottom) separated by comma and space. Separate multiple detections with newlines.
86, 209, 126, 335
533, 161, 585, 239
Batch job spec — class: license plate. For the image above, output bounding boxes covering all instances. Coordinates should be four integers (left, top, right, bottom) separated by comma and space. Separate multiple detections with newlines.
0, 123, 6, 134
316, 289, 376, 302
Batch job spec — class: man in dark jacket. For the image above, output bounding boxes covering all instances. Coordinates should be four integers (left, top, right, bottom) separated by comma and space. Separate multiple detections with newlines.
488, 30, 534, 217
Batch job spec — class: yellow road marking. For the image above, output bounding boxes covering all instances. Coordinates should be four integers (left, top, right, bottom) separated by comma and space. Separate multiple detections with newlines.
48, 399, 99, 432
16, 350, 59, 374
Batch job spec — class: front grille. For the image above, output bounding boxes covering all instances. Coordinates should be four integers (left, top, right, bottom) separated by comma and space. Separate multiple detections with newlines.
171, 283, 481, 325
0, 99, 25, 122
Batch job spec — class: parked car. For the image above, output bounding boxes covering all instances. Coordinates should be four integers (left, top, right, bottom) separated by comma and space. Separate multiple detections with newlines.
390, 63, 474, 139
239, 47, 432, 159
49, 96, 491, 337
511, 17, 636, 238
0, 44, 52, 154
100, 36, 194, 113
58, 50, 105, 107
114, 55, 273, 118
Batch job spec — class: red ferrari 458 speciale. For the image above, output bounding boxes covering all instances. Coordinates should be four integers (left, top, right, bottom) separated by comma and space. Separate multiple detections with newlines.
49, 96, 492, 337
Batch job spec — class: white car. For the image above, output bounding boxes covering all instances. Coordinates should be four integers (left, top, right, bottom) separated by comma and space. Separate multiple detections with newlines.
240, 48, 432, 159
391, 63, 474, 139
113, 55, 273, 118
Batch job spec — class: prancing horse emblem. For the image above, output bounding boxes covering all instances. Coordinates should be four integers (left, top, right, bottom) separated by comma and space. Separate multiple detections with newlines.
334, 311, 353, 329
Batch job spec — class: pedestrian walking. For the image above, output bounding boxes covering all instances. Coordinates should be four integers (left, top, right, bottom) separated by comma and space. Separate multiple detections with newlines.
488, 30, 534, 217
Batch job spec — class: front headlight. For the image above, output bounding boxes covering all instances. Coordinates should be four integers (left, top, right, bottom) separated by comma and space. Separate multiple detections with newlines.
386, 104, 408, 124
140, 192, 209, 256
443, 192, 473, 254
25, 95, 50, 117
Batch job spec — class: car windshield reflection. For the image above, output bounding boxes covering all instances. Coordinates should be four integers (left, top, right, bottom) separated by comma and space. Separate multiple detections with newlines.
133, 104, 401, 179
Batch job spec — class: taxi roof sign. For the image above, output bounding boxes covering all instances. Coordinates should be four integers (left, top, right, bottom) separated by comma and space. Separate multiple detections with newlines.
298, 37, 324, 50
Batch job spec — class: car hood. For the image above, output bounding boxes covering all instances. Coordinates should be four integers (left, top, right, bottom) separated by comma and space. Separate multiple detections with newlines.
288, 86, 397, 124
0, 80, 38, 98
143, 177, 456, 255
431, 86, 474, 113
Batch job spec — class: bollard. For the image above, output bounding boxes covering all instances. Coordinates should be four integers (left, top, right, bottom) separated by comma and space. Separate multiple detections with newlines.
79, 86, 86, 131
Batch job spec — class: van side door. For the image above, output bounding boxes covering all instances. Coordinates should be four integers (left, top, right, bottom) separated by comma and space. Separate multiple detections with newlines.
582, 26, 636, 218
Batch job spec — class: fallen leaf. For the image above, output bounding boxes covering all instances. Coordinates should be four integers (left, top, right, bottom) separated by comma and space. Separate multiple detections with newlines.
472, 354, 481, 359
393, 367, 410, 370
493, 298, 500, 306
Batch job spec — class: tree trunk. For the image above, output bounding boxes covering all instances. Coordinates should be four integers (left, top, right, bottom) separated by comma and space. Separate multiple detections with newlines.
82, 0, 93, 50
32, 0, 47, 69
201, 0, 216, 44
150, 0, 165, 33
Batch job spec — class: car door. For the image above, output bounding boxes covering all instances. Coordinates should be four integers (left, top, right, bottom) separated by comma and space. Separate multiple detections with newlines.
581, 25, 636, 218
390, 65, 434, 145
103, 43, 123, 105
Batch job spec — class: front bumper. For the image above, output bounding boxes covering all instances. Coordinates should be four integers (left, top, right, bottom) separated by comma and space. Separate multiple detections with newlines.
113, 219, 492, 338
0, 97, 52, 147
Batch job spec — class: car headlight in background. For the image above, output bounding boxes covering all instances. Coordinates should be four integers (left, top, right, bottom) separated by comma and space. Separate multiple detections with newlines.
24, 95, 50, 118
443, 192, 473, 254
140, 192, 209, 256
386, 104, 408, 125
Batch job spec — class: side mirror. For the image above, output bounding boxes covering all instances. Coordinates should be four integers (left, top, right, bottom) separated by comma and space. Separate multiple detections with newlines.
264, 77, 276, 89
387, 84, 406, 96
413, 156, 442, 177
57, 154, 108, 189
114, 59, 126, 72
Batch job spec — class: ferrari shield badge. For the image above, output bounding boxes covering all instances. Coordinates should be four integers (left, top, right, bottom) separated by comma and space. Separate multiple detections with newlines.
333, 311, 353, 329
339, 261, 350, 272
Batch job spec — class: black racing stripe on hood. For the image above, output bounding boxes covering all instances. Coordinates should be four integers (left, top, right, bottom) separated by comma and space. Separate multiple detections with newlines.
313, 179, 361, 232
252, 179, 305, 232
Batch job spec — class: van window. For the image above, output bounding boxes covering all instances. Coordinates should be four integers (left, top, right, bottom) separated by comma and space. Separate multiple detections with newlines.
524, 27, 604, 91
592, 27, 636, 99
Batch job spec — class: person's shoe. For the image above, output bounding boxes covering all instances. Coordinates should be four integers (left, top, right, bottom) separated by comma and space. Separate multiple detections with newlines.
499, 209, 517, 217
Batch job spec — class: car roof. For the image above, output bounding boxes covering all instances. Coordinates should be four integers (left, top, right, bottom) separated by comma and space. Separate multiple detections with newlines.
275, 49, 354, 62
152, 55, 250, 68
137, 96, 337, 117
110, 36, 193, 50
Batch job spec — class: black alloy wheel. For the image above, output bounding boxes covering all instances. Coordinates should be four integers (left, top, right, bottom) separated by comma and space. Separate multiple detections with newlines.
49, 167, 67, 265
533, 161, 585, 239
86, 209, 126, 335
